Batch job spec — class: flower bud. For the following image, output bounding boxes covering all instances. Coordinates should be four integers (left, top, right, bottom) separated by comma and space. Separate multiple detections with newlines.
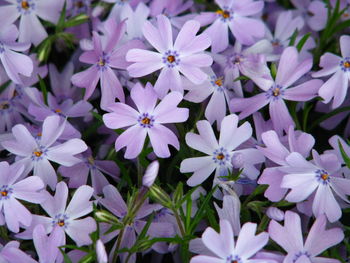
142, 160, 159, 188
96, 240, 108, 263
266, 207, 284, 221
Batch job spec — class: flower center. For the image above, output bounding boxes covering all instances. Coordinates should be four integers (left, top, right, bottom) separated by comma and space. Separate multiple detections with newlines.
138, 113, 154, 128
21, 1, 30, 9
34, 151, 42, 157
1, 191, 8, 197
213, 148, 229, 165
315, 169, 330, 185
216, 153, 225, 160
55, 108, 62, 113
344, 61, 350, 68
0, 101, 9, 110
141, 117, 151, 125
273, 87, 280, 97
88, 156, 94, 165
217, 9, 230, 19
52, 214, 69, 228
98, 58, 106, 66
0, 186, 12, 200
321, 173, 329, 181
215, 78, 223, 87
167, 55, 175, 63
57, 219, 65, 227
340, 57, 350, 72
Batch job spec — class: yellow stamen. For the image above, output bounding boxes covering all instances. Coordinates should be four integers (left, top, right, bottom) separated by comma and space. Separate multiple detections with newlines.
88, 156, 94, 165
273, 88, 280, 97
1, 191, 8, 197
216, 9, 230, 19
55, 109, 62, 113
0, 102, 9, 110
57, 220, 65, 227
344, 61, 350, 68
34, 151, 42, 157
141, 117, 151, 125
167, 55, 175, 63
216, 153, 225, 160
21, 1, 30, 9
98, 58, 105, 66
215, 78, 223, 87
321, 173, 329, 181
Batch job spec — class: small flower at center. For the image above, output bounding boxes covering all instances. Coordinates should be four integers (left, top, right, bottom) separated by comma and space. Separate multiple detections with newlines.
57, 219, 65, 227
216, 9, 230, 19
21, 1, 30, 9
34, 151, 42, 157
141, 117, 151, 125
216, 153, 225, 160
167, 55, 176, 63
1, 191, 8, 197
321, 173, 329, 181
215, 78, 223, 87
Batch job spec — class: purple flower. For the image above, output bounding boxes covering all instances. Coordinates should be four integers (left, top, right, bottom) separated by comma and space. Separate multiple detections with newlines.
279, 151, 350, 222
0, 24, 33, 84
71, 20, 144, 110
1, 115, 88, 189
312, 35, 350, 108
269, 211, 344, 262
18, 182, 96, 247
33, 224, 65, 263
230, 47, 322, 134
180, 114, 264, 186
195, 0, 265, 52
0, 161, 47, 233
103, 82, 189, 159
0, 0, 64, 45
190, 219, 269, 263
0, 241, 36, 263
126, 15, 212, 98
96, 239, 108, 263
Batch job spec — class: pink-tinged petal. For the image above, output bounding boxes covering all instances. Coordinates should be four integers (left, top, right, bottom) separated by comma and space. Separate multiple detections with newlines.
229, 17, 265, 46
104, 20, 126, 53
109, 39, 145, 69
131, 82, 158, 113
100, 185, 127, 217
268, 211, 304, 252
312, 184, 342, 223
46, 139, 87, 166
19, 13, 47, 46
277, 47, 313, 88
33, 159, 57, 190
142, 20, 166, 53
219, 114, 252, 151
190, 255, 223, 263
4, 198, 32, 232
153, 91, 183, 119
156, 15, 173, 50
115, 125, 147, 159
304, 214, 344, 257
66, 217, 96, 246
6, 124, 36, 155
79, 51, 98, 64
13, 176, 46, 203
269, 99, 294, 134
258, 168, 287, 202
174, 20, 200, 51
312, 53, 341, 78
181, 156, 214, 173
284, 79, 322, 101
65, 185, 93, 220
340, 35, 350, 57
205, 91, 227, 130
40, 115, 65, 147
235, 223, 269, 258
318, 70, 347, 107
178, 64, 207, 84
126, 49, 162, 63
148, 124, 179, 158
0, 5, 19, 26
100, 67, 125, 109
71, 66, 100, 100
127, 61, 164, 78
186, 161, 217, 186
181, 54, 213, 67
35, 0, 63, 23
201, 221, 231, 258
154, 67, 182, 98
281, 173, 318, 202
258, 130, 289, 165
0, 49, 33, 84
232, 0, 264, 16
230, 93, 269, 119
103, 104, 138, 129
205, 20, 229, 53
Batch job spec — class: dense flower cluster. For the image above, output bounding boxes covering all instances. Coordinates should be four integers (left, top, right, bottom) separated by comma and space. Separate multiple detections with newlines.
0, 0, 349, 262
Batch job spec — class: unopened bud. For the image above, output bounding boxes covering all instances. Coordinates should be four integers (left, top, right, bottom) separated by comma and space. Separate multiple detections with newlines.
266, 207, 284, 221
96, 240, 108, 263
142, 160, 159, 188
149, 185, 172, 208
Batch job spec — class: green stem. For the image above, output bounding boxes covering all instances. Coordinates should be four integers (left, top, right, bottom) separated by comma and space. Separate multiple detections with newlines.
172, 207, 185, 237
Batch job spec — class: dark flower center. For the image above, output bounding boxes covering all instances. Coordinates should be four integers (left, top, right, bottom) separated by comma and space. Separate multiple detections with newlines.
57, 219, 65, 227
344, 61, 350, 68
167, 55, 176, 63
55, 108, 62, 113
321, 173, 329, 181
0, 102, 9, 110
1, 191, 8, 197
216, 153, 225, 160
33, 151, 42, 157
75, 1, 84, 8
98, 58, 106, 66
272, 87, 280, 97
141, 117, 151, 125
215, 78, 223, 86
217, 9, 230, 19
21, 1, 30, 9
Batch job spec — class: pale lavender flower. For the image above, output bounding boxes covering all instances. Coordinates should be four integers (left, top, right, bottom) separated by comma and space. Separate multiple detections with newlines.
0, 161, 47, 233
279, 151, 350, 222
266, 207, 284, 221
195, 0, 265, 52
312, 35, 350, 108
0, 241, 36, 263
214, 195, 241, 235
103, 82, 189, 159
0, 24, 33, 84
126, 15, 212, 98
0, 0, 64, 45
180, 114, 264, 186
96, 239, 108, 263
17, 182, 96, 247
230, 47, 322, 134
190, 219, 269, 263
1, 115, 88, 189
142, 160, 159, 187
33, 224, 65, 263
71, 20, 144, 110
269, 211, 344, 263
101, 0, 144, 21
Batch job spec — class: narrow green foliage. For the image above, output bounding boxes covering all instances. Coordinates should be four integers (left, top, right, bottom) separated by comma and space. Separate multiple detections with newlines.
296, 33, 311, 52
38, 75, 48, 105
338, 140, 350, 169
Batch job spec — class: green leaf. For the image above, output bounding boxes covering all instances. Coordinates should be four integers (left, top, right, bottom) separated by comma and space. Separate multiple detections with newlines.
271, 63, 277, 79
78, 252, 95, 263
288, 29, 299, 46
149, 185, 172, 208
56, 1, 67, 33
95, 210, 124, 227
59, 247, 73, 263
338, 139, 350, 169
0, 80, 11, 94
64, 14, 89, 28
296, 33, 311, 52
247, 201, 270, 218
233, 76, 250, 82
37, 37, 52, 63
173, 182, 183, 205
38, 75, 48, 105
